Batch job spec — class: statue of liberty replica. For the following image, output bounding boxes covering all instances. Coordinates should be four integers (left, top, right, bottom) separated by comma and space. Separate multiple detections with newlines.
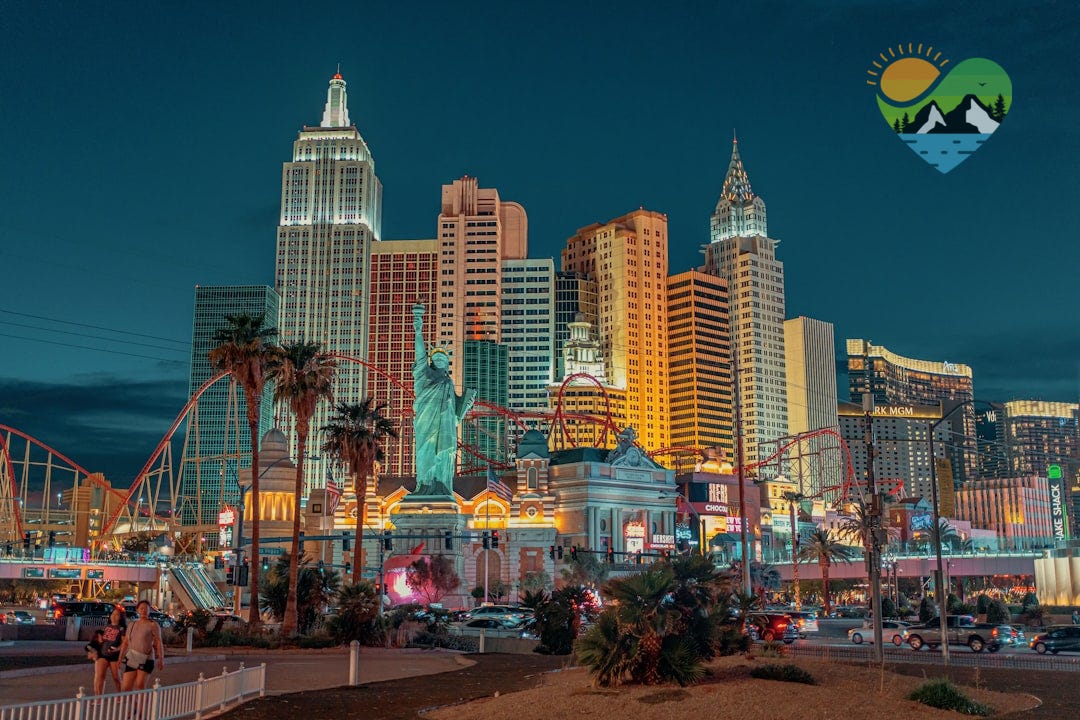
409, 303, 476, 500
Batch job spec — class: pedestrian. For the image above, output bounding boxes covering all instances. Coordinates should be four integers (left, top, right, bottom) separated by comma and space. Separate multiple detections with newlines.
1071, 609, 1078, 625
119, 601, 165, 691
93, 606, 127, 695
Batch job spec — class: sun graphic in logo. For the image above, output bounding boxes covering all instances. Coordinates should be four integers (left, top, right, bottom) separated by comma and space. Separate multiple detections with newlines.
867, 44, 949, 103
866, 43, 1011, 173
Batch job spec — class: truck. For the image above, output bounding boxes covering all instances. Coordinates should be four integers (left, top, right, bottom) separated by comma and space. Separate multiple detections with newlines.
905, 615, 1000, 653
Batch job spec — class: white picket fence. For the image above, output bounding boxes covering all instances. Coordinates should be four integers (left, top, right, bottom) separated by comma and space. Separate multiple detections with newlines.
0, 663, 265, 720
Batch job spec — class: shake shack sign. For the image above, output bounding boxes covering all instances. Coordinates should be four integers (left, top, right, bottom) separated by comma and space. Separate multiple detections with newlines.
1048, 465, 1069, 541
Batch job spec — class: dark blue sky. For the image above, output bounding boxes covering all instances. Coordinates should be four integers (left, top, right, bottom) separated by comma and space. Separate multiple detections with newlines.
1, 0, 1077, 484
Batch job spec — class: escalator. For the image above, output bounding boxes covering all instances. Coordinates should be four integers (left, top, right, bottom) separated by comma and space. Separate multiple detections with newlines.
169, 564, 225, 611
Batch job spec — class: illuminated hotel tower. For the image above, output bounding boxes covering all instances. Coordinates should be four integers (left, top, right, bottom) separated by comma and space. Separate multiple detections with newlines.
704, 139, 788, 463
435, 177, 527, 392
562, 209, 669, 453
275, 72, 382, 491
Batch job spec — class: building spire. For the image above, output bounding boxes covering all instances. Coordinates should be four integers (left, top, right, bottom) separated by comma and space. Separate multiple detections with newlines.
320, 70, 351, 128
720, 137, 754, 204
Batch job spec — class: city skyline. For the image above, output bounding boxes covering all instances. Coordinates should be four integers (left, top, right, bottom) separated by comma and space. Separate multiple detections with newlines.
2, 1, 1078, 483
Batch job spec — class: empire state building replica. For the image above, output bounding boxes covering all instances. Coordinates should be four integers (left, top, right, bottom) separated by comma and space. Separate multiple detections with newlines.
703, 139, 788, 463
275, 72, 383, 491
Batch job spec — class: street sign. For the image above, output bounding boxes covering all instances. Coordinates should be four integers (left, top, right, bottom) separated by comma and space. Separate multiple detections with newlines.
260, 547, 285, 556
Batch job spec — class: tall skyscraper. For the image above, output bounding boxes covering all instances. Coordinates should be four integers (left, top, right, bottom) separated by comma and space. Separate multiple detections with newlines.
182, 285, 279, 537
1001, 400, 1079, 535
275, 72, 382, 491
502, 259, 555, 415
703, 140, 788, 463
562, 209, 669, 453
435, 176, 527, 391
366, 239, 439, 478
847, 339, 976, 485
666, 269, 732, 463
462, 339, 509, 465
784, 317, 840, 498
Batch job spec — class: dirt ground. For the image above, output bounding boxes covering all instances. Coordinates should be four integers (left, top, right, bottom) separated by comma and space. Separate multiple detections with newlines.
214, 651, 1079, 720
426, 656, 1040, 720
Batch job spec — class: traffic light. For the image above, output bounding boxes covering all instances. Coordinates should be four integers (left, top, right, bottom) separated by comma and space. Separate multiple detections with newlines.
482, 531, 490, 550
298, 531, 305, 553
104, 583, 111, 591
491, 531, 499, 549
606, 546, 614, 563
48, 531, 56, 548
548, 545, 555, 560
237, 562, 249, 587
23, 532, 31, 551
444, 531, 453, 550
317, 560, 325, 574
383, 530, 393, 551
261, 557, 270, 572
226, 566, 235, 585
344, 561, 352, 575
557, 545, 563, 560
570, 546, 578, 561
214, 556, 225, 570
342, 531, 351, 552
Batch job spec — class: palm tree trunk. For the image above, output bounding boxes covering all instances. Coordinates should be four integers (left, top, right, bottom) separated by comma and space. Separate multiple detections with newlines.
282, 432, 306, 636
821, 558, 831, 616
352, 471, 363, 585
247, 417, 262, 630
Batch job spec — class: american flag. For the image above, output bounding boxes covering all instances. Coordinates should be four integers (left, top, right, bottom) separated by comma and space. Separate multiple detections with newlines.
325, 466, 343, 516
486, 465, 513, 502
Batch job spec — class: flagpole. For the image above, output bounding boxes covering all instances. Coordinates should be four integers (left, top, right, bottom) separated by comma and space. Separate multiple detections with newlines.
484, 468, 490, 604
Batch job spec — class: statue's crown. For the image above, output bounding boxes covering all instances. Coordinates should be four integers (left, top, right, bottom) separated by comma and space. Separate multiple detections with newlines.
427, 344, 451, 359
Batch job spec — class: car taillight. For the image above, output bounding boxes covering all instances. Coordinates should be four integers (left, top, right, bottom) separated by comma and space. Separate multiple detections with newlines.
991, 628, 998, 637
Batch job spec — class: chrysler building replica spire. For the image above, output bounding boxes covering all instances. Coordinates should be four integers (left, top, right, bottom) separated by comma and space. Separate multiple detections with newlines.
275, 72, 383, 491
704, 139, 788, 463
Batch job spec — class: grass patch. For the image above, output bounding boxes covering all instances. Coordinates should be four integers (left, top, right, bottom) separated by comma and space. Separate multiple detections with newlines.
749, 664, 815, 685
908, 679, 991, 716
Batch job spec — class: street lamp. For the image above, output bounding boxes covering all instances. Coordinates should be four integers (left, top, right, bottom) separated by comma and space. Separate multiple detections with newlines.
928, 398, 991, 665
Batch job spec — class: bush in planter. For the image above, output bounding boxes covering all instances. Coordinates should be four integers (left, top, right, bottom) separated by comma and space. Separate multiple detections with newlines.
985, 599, 1011, 624
908, 679, 990, 716
749, 663, 814, 685
918, 597, 937, 624
975, 594, 991, 615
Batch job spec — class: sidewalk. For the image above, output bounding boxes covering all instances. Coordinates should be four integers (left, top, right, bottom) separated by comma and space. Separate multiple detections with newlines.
0, 643, 470, 705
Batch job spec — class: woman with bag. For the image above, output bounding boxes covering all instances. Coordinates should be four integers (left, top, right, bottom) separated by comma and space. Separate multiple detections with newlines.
93, 606, 127, 695
119, 601, 165, 691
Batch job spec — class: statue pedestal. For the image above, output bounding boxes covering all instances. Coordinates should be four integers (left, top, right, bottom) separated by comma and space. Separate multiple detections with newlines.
390, 503, 469, 608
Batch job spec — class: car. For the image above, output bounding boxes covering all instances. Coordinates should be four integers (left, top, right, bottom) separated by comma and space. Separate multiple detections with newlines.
464, 605, 531, 623
1030, 625, 1080, 654
9, 610, 36, 625
450, 617, 531, 638
976, 623, 1018, 648
747, 613, 799, 644
788, 610, 819, 638
51, 601, 115, 622
848, 620, 909, 646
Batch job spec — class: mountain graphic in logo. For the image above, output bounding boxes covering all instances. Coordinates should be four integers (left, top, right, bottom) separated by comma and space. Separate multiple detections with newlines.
867, 45, 1011, 173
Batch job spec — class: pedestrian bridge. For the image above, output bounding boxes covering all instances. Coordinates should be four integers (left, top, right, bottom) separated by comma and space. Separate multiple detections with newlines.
774, 551, 1041, 582
0, 557, 159, 583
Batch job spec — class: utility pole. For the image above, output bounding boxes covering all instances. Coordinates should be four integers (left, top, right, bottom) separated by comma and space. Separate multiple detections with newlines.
733, 351, 751, 597
863, 396, 884, 661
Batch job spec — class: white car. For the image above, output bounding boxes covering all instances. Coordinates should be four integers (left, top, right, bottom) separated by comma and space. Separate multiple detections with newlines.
464, 605, 531, 623
450, 617, 531, 638
848, 620, 909, 646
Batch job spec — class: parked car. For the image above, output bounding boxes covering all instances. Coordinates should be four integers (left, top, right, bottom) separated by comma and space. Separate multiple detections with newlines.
450, 617, 530, 638
1030, 625, 1080, 654
906, 616, 998, 653
747, 613, 799, 644
848, 620, 909, 646
463, 605, 531, 623
788, 610, 819, 638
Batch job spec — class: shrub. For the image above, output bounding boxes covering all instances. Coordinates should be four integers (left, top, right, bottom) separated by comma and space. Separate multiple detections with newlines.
918, 597, 937, 624
296, 632, 336, 649
880, 597, 897, 618
713, 624, 751, 656
1020, 592, 1039, 610
756, 641, 785, 658
327, 582, 384, 646
985, 599, 1010, 624
908, 679, 990, 716
749, 664, 815, 685
975, 594, 991, 615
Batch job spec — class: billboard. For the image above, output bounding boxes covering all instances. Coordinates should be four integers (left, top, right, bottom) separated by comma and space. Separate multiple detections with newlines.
1048, 464, 1071, 541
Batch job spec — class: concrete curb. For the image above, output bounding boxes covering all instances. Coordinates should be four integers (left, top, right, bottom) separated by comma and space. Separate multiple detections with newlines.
0, 654, 227, 680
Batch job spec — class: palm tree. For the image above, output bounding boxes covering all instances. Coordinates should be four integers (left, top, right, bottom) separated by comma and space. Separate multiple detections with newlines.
797, 529, 857, 615
209, 313, 278, 629
321, 398, 398, 584
748, 562, 782, 601
268, 341, 337, 636
837, 501, 871, 550
933, 518, 960, 552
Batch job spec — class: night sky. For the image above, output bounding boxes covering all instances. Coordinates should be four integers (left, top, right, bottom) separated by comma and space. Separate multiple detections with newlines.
1, 0, 1078, 486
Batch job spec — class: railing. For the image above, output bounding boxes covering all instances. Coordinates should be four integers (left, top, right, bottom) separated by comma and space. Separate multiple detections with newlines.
0, 663, 265, 720
187, 564, 226, 608
787, 643, 1080, 672
169, 566, 219, 611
